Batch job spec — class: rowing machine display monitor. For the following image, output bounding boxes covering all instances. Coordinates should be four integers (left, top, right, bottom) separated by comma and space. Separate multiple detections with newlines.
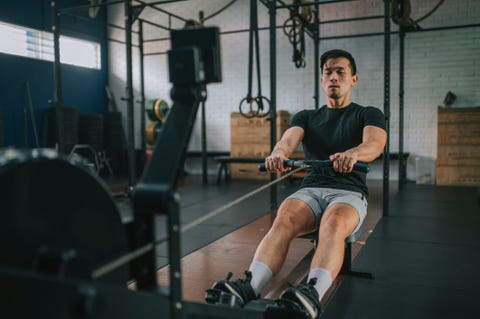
169, 26, 222, 85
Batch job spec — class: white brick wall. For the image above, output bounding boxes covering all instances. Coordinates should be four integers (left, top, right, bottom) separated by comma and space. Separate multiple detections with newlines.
108, 0, 480, 177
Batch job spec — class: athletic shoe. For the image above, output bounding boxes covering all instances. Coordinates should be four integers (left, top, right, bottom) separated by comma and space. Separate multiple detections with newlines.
206, 271, 258, 306
279, 278, 322, 319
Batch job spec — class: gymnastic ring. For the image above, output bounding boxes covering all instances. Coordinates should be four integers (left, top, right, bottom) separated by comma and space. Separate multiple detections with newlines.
391, 0, 412, 27
301, 6, 313, 24
282, 17, 293, 37
239, 96, 259, 118
255, 96, 271, 118
283, 17, 304, 44
91, 166, 305, 279
292, 0, 313, 24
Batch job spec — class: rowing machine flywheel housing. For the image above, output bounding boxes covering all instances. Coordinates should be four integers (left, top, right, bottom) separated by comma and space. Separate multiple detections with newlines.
0, 148, 128, 282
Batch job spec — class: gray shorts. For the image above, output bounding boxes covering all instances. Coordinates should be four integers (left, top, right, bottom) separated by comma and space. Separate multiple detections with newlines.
286, 187, 368, 234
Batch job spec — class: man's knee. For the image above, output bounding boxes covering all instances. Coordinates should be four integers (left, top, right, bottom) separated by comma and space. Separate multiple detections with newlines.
271, 199, 315, 236
319, 204, 359, 238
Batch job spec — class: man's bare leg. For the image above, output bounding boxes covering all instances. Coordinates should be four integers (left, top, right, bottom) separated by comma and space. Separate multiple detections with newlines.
206, 199, 316, 305
308, 203, 359, 299
249, 199, 316, 294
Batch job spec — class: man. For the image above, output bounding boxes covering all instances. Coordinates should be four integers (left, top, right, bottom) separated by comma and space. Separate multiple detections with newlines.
207, 49, 387, 318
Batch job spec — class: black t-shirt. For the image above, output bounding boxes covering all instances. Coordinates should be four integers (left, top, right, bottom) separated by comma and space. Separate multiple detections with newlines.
290, 103, 386, 197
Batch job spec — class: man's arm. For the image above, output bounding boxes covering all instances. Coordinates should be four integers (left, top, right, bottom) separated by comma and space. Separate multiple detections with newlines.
330, 125, 387, 173
265, 126, 304, 172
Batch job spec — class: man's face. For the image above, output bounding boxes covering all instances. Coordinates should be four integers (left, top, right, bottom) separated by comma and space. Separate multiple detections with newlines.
321, 57, 358, 100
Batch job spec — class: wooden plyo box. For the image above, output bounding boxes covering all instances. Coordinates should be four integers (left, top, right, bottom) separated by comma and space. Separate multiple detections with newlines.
436, 107, 480, 186
436, 145, 480, 166
436, 166, 480, 186
230, 111, 290, 180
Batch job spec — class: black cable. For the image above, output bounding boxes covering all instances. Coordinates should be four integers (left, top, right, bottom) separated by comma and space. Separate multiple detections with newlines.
202, 0, 238, 22
414, 0, 445, 24
93, 168, 301, 279
392, 0, 446, 28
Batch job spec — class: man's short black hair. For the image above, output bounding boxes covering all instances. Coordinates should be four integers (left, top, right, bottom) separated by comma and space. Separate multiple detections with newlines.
320, 49, 357, 75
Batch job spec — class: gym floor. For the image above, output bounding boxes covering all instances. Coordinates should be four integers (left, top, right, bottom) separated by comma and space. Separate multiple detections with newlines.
112, 173, 479, 318
322, 183, 480, 319
112, 173, 389, 303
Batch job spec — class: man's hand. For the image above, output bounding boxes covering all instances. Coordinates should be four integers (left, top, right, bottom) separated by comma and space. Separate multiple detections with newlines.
329, 150, 359, 173
329, 126, 386, 173
265, 151, 291, 172
264, 126, 304, 172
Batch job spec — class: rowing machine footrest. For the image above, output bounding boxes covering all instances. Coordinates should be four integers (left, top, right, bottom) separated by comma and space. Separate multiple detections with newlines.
245, 298, 310, 319
205, 288, 243, 308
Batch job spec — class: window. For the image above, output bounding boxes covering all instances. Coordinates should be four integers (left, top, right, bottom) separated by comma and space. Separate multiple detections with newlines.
0, 21, 101, 70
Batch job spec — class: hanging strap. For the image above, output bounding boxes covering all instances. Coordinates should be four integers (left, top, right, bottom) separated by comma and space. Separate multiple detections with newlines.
290, 5, 306, 68
283, 0, 308, 68
246, 0, 256, 102
239, 0, 270, 118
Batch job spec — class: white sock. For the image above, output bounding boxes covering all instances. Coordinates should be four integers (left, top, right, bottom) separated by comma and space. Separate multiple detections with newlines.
307, 267, 333, 300
248, 260, 273, 296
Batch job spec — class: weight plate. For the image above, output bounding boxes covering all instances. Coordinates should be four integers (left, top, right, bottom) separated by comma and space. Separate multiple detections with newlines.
146, 99, 169, 122
145, 122, 163, 145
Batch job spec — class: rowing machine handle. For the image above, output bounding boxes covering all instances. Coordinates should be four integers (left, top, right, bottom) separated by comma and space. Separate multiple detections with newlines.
258, 160, 370, 173
257, 159, 306, 172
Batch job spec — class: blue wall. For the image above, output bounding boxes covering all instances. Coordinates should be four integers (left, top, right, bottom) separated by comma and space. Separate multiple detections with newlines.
0, 0, 108, 147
